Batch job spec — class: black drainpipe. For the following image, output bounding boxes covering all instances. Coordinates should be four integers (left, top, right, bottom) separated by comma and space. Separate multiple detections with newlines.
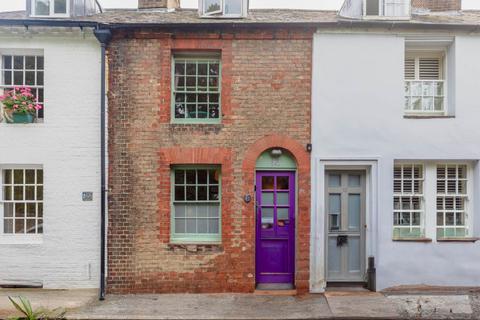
94, 28, 112, 301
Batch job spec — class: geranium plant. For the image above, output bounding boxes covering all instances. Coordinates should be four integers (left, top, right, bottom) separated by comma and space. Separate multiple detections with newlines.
0, 87, 42, 122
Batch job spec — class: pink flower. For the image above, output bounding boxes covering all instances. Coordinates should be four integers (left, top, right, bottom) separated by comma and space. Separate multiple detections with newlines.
13, 104, 19, 109
34, 105, 42, 111
22, 101, 27, 105
12, 96, 17, 100
28, 104, 33, 108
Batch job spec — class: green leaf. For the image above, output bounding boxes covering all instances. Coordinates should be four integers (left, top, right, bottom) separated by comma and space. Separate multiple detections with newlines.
8, 296, 28, 317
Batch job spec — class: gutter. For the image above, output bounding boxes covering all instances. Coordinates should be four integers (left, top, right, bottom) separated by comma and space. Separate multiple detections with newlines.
93, 28, 112, 301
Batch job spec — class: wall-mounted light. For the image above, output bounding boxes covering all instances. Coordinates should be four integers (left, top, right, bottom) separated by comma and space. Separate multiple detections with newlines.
270, 149, 283, 157
306, 144, 313, 153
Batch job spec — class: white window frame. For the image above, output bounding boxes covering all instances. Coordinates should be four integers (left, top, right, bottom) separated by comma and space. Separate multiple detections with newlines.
201, 0, 246, 18
0, 49, 45, 123
436, 164, 471, 239
393, 161, 474, 241
30, 0, 70, 18
404, 50, 447, 116
393, 164, 425, 239
363, 0, 411, 18
0, 165, 43, 244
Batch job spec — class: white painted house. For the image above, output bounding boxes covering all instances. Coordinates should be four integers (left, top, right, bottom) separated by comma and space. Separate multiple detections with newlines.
0, 0, 104, 289
311, 0, 480, 291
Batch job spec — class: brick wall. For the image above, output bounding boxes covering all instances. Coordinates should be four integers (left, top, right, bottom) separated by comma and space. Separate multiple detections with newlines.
107, 28, 313, 294
411, 0, 461, 11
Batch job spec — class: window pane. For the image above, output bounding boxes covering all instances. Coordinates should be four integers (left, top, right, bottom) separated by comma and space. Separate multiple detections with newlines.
27, 203, 36, 217
37, 57, 44, 70
175, 218, 186, 233
26, 219, 36, 234
25, 170, 35, 184
198, 186, 207, 201
186, 218, 196, 233
186, 186, 196, 201
37, 186, 43, 200
209, 186, 219, 201
37, 170, 43, 184
14, 186, 23, 200
14, 56, 24, 69
186, 170, 196, 184
277, 193, 289, 206
197, 170, 208, 184
25, 56, 35, 69
225, 0, 242, 14
208, 218, 219, 234
35, 0, 50, 15
209, 170, 219, 185
261, 192, 274, 206
328, 174, 341, 187
197, 219, 208, 233
4, 219, 13, 233
4, 203, 13, 217
4, 186, 11, 201
197, 205, 208, 217
54, 0, 67, 14
25, 186, 35, 200
277, 177, 289, 190
15, 219, 25, 233
205, 0, 221, 13
175, 205, 185, 217
174, 170, 184, 184
15, 203, 25, 217
175, 186, 185, 201
14, 170, 23, 184
3, 55, 12, 69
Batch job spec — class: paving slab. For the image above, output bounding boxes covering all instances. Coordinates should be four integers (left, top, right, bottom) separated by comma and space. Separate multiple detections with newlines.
0, 289, 98, 319
324, 291, 401, 319
69, 294, 333, 320
388, 295, 474, 319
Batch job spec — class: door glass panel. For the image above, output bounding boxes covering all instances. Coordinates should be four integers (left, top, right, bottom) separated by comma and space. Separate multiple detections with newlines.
261, 208, 274, 229
261, 192, 274, 206
277, 176, 289, 190
347, 236, 361, 273
277, 208, 289, 226
277, 192, 289, 206
348, 194, 361, 231
329, 194, 341, 231
262, 176, 274, 190
328, 237, 341, 273
328, 174, 341, 187
348, 175, 361, 187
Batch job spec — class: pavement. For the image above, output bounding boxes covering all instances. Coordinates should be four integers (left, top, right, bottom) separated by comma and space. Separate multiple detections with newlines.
1, 288, 480, 320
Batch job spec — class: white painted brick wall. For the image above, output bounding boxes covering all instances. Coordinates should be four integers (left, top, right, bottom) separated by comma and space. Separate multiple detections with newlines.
0, 28, 101, 289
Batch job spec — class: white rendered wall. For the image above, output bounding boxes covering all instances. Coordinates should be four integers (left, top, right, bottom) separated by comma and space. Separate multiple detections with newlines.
0, 28, 101, 289
311, 32, 480, 291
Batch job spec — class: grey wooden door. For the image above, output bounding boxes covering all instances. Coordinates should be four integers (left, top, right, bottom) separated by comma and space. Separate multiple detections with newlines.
325, 171, 366, 282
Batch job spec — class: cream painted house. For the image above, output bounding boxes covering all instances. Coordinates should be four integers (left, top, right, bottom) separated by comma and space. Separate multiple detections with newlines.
311, 0, 480, 292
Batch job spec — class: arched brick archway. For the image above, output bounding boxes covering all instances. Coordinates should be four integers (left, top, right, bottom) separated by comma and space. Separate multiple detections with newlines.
242, 134, 311, 293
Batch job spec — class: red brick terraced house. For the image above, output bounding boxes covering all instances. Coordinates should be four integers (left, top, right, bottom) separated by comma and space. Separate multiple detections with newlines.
98, 0, 332, 294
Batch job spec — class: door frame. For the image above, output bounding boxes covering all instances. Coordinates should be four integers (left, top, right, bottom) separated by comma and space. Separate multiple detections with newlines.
255, 170, 297, 286
310, 160, 378, 293
324, 170, 366, 283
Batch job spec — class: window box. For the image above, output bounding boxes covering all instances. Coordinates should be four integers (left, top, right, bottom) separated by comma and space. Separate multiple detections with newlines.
0, 54, 44, 123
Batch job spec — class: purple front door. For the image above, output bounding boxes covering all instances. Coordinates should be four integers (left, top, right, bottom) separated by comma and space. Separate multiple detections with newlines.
255, 171, 295, 285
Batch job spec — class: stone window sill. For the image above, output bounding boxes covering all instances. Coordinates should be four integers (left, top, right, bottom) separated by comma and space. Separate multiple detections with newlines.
393, 238, 432, 242
404, 115, 455, 119
437, 238, 479, 243
167, 243, 223, 253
